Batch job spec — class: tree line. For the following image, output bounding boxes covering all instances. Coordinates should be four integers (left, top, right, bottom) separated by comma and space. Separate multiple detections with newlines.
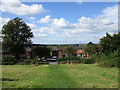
84, 32, 120, 56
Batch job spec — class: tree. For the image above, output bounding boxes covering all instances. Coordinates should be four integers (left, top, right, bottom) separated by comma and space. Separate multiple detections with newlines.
84, 43, 101, 56
32, 46, 51, 58
111, 32, 120, 51
100, 32, 120, 54
2, 17, 34, 60
63, 46, 76, 56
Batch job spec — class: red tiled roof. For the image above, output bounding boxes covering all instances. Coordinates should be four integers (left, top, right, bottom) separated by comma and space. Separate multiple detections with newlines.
76, 49, 84, 54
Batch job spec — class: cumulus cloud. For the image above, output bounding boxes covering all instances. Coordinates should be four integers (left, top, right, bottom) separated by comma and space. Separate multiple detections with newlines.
0, 0, 46, 15
38, 15, 51, 24
34, 4, 118, 44
52, 18, 71, 28
97, 5, 118, 23
38, 16, 74, 29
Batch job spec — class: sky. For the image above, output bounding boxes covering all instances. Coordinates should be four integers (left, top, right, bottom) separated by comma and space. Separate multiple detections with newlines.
0, 0, 118, 44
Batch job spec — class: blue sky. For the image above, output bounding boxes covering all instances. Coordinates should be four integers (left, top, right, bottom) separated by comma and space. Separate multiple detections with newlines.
0, 0, 118, 44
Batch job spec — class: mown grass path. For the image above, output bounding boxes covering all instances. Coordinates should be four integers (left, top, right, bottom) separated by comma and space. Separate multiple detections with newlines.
2, 64, 118, 88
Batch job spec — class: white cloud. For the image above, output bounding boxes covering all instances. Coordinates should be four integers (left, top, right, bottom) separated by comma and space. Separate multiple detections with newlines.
52, 18, 71, 28
0, 17, 11, 30
0, 17, 11, 24
34, 4, 118, 44
27, 23, 37, 29
0, 0, 46, 15
39, 16, 73, 29
97, 5, 118, 23
34, 33, 48, 37
38, 15, 51, 24
26, 17, 36, 20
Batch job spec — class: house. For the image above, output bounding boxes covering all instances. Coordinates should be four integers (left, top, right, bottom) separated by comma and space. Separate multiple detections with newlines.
76, 49, 89, 58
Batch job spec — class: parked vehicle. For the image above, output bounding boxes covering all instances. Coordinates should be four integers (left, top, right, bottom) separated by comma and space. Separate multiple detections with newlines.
41, 57, 46, 61
52, 56, 57, 61
46, 58, 52, 61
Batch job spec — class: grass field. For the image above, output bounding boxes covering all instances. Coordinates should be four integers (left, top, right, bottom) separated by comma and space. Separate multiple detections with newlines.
2, 64, 118, 88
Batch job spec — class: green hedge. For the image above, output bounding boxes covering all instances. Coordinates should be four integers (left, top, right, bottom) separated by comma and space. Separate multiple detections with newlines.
58, 56, 81, 61
81, 57, 95, 64
2, 56, 18, 65
58, 56, 95, 64
16, 59, 41, 65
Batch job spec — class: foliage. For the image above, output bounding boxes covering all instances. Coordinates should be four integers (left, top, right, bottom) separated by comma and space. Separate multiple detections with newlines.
16, 58, 44, 65
32, 46, 51, 58
58, 56, 95, 64
93, 51, 119, 67
58, 56, 81, 61
84, 44, 101, 55
62, 46, 76, 56
31, 58, 41, 65
93, 32, 120, 67
2, 56, 17, 65
81, 57, 95, 64
16, 60, 31, 65
2, 17, 34, 60
100, 32, 120, 54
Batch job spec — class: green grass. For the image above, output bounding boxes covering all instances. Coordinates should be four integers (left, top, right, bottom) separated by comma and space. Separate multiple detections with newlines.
2, 64, 118, 88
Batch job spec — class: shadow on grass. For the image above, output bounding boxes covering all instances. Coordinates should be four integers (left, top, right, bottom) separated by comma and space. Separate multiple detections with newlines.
0, 78, 19, 81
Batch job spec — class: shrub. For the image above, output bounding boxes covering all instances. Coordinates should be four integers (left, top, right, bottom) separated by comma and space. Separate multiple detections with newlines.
58, 56, 81, 61
31, 58, 41, 65
16, 60, 31, 65
81, 57, 95, 64
94, 52, 119, 68
2, 56, 17, 65
58, 56, 81, 64
16, 59, 42, 65
58, 56, 96, 64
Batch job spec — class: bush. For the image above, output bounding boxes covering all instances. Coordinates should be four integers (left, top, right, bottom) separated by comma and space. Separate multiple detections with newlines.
2, 56, 17, 65
58, 56, 81, 61
31, 58, 41, 65
58, 56, 96, 64
16, 59, 41, 65
58, 56, 81, 64
94, 52, 119, 68
81, 57, 95, 64
16, 60, 31, 65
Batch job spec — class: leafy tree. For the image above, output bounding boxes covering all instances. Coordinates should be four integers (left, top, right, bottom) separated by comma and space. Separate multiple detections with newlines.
84, 43, 101, 56
63, 46, 76, 56
100, 32, 120, 54
32, 46, 51, 58
2, 17, 34, 60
